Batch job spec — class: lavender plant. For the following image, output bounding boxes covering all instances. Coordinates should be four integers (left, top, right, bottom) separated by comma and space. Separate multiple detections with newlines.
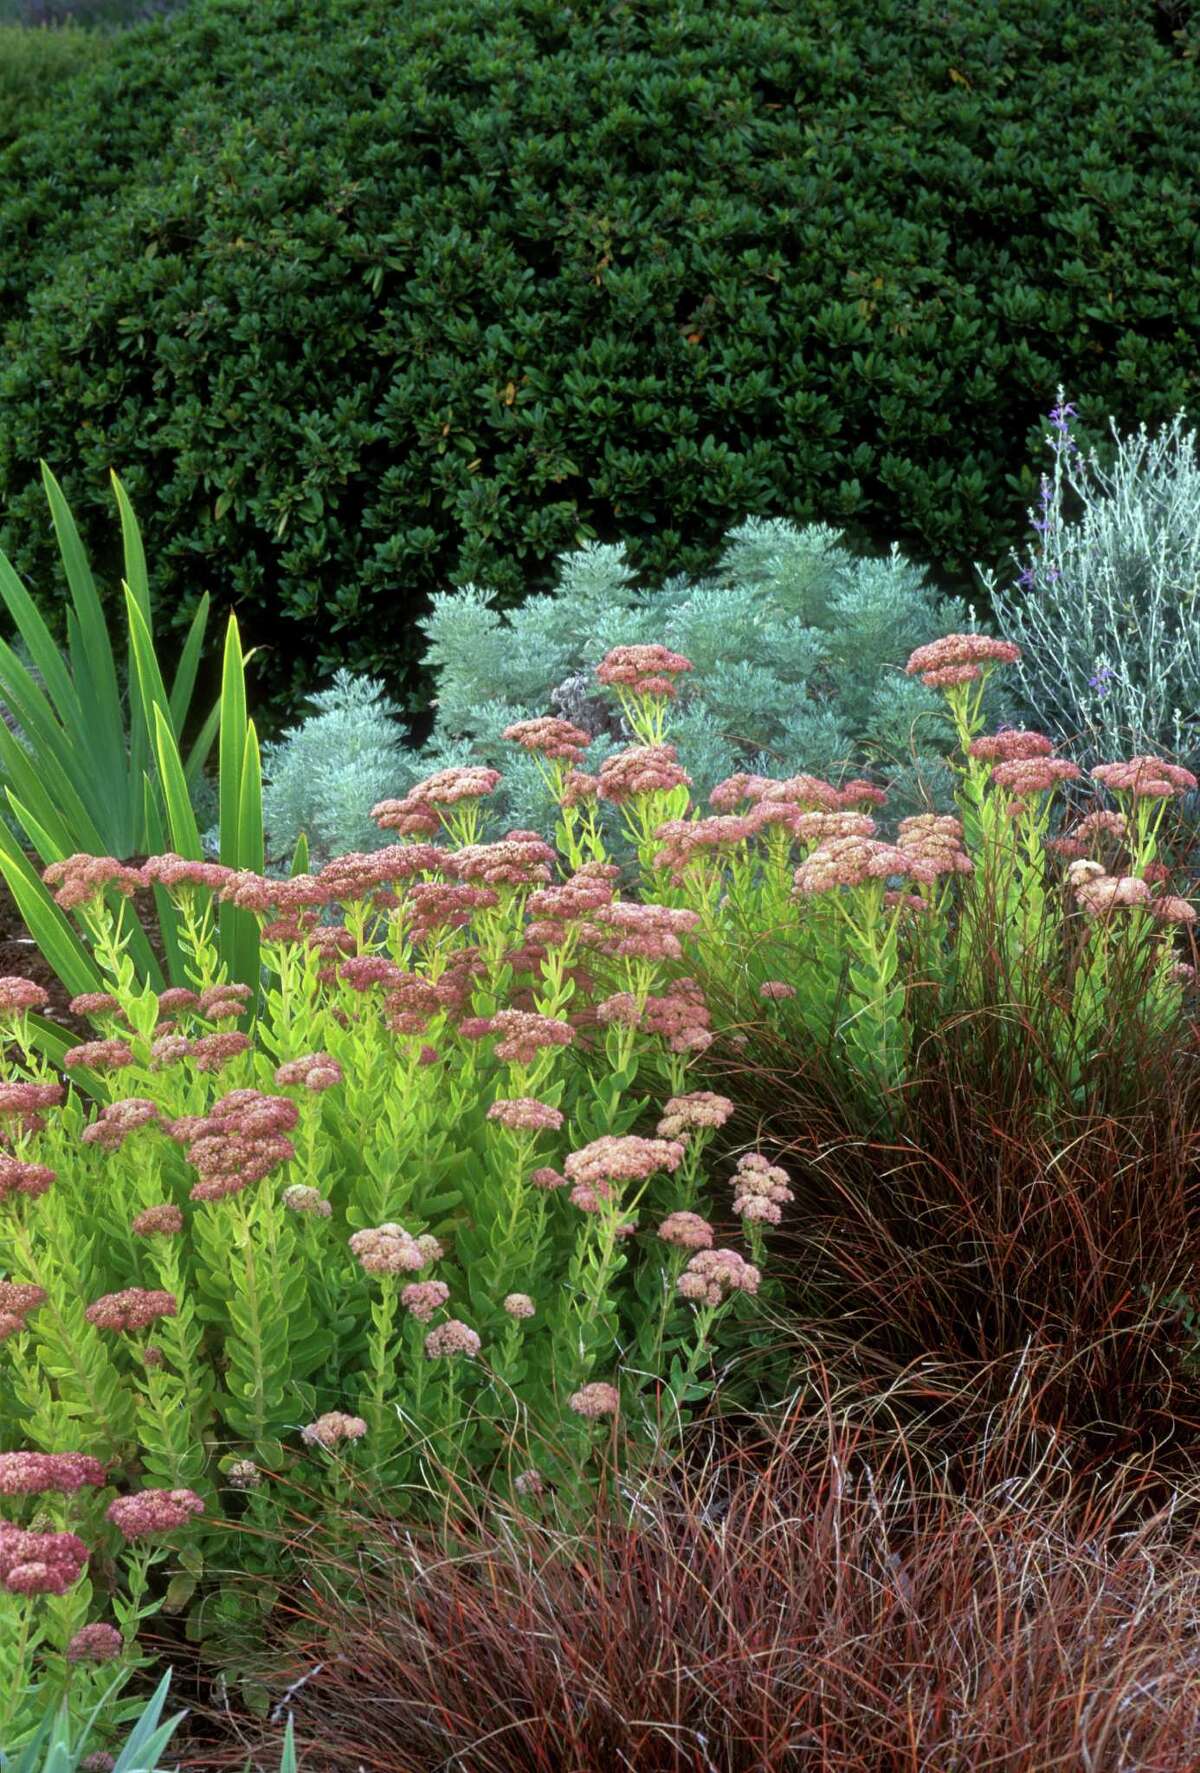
979, 392, 1200, 770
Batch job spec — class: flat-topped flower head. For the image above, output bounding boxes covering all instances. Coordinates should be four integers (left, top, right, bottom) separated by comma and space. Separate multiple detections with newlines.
0, 1156, 55, 1202
905, 634, 1021, 687
598, 743, 692, 804
837, 778, 889, 809
503, 1292, 536, 1319
0, 1082, 63, 1118
564, 1134, 685, 1190
490, 1010, 575, 1064
66, 1623, 123, 1663
732, 1153, 794, 1225
0, 976, 50, 1015
141, 854, 232, 894
596, 644, 693, 700
301, 1412, 367, 1449
592, 900, 700, 963
86, 1288, 177, 1333
968, 730, 1055, 762
677, 1247, 762, 1307
447, 837, 556, 887
1075, 874, 1154, 916
989, 757, 1082, 794
486, 1097, 565, 1132
349, 1222, 430, 1275
1092, 755, 1199, 799
793, 837, 934, 897
189, 1031, 252, 1073
0, 1451, 107, 1496
274, 1052, 344, 1092
0, 1280, 46, 1320
530, 1165, 568, 1191
0, 1524, 89, 1594
63, 1038, 136, 1074
172, 1088, 298, 1202
131, 1204, 184, 1239
1153, 895, 1197, 925
651, 814, 757, 879
568, 1380, 620, 1419
657, 1211, 715, 1251
106, 1488, 204, 1541
503, 717, 592, 763
655, 1092, 734, 1137
282, 1184, 333, 1217
424, 1319, 481, 1359
42, 854, 142, 910
895, 814, 973, 877
759, 980, 797, 1000
370, 796, 442, 838
69, 992, 121, 1020
401, 1279, 450, 1322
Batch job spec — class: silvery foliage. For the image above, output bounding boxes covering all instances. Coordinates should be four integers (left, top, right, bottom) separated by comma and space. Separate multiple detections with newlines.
260, 669, 411, 866
980, 392, 1200, 770
411, 519, 989, 837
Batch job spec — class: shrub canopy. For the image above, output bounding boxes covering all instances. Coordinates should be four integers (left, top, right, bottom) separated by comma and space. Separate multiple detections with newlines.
0, 0, 1198, 724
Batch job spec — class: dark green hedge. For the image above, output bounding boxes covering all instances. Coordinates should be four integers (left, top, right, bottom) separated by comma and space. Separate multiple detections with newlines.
1, 0, 1198, 727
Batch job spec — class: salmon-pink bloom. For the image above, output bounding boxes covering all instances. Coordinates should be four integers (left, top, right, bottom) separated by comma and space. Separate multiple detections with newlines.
655, 1092, 734, 1137
0, 1524, 88, 1593
677, 1247, 761, 1306
424, 1319, 481, 1358
106, 1488, 204, 1541
905, 634, 1020, 686
42, 854, 141, 909
0, 1156, 55, 1201
86, 1288, 177, 1333
503, 1292, 536, 1319
486, 1097, 564, 1132
657, 1211, 715, 1251
596, 644, 693, 700
401, 1279, 450, 1322
1092, 755, 1199, 799
0, 1451, 107, 1495
503, 717, 592, 762
131, 1204, 184, 1238
301, 1412, 367, 1449
568, 1381, 619, 1418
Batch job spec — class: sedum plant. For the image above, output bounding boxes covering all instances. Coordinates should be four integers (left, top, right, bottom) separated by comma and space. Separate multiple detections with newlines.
0, 632, 1195, 1720
980, 391, 1200, 770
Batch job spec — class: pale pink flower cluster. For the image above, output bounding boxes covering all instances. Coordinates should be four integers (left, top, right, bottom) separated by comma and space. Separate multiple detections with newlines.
43, 854, 142, 909
677, 1247, 761, 1306
189, 1031, 252, 1073
69, 992, 121, 1019
655, 1091, 734, 1137
1153, 895, 1197, 926
597, 743, 692, 804
373, 768, 501, 834
86, 1288, 177, 1333
401, 1279, 451, 1322
793, 837, 935, 897
350, 1222, 441, 1276
503, 1292, 536, 1319
657, 1211, 715, 1251
514, 1469, 545, 1497
340, 955, 405, 992
141, 854, 232, 894
449, 837, 556, 886
0, 1081, 63, 1117
0, 976, 51, 1014
405, 881, 498, 939
895, 815, 973, 878
905, 634, 1021, 686
1074, 874, 1154, 917
63, 1037, 136, 1073
592, 900, 700, 962
564, 1134, 685, 1190
424, 1319, 481, 1359
0, 1451, 107, 1495
768, 809, 878, 846
1049, 808, 1129, 859
642, 980, 712, 1053
282, 1185, 333, 1217
490, 1010, 575, 1064
301, 1412, 367, 1449
197, 981, 254, 1021
731, 1153, 794, 1225
170, 1089, 298, 1202
0, 1279, 46, 1342
131, 1204, 184, 1239
486, 1097, 564, 1132
527, 864, 619, 931
66, 1623, 123, 1663
968, 730, 1054, 762
651, 814, 757, 878
759, 980, 796, 1000
595, 644, 693, 700
106, 1487, 204, 1541
568, 1381, 620, 1418
1092, 755, 1199, 799
530, 1165, 568, 1190
370, 796, 442, 838
0, 1523, 88, 1594
561, 769, 600, 806
0, 1155, 55, 1202
503, 717, 592, 763
150, 1033, 191, 1069
989, 757, 1081, 795
274, 1052, 344, 1092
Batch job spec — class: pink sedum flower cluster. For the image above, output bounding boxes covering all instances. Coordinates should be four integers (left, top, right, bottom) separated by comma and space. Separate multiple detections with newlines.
731, 1153, 794, 1225
106, 1487, 204, 1541
677, 1247, 761, 1307
0, 1523, 89, 1594
596, 644, 693, 701
0, 1451, 107, 1495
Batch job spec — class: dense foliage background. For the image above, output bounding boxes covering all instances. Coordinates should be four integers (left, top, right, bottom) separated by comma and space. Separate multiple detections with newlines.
0, 0, 1198, 730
